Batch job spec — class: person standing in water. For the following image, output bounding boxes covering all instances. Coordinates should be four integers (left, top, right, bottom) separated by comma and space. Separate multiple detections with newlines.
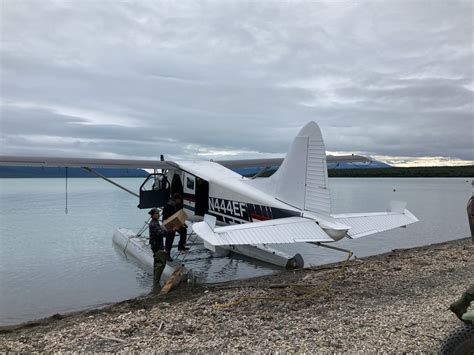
148, 208, 167, 291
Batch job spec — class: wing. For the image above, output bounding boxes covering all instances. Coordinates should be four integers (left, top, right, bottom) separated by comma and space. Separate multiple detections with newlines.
215, 155, 371, 169
192, 215, 333, 250
1, 154, 371, 170
215, 158, 283, 169
0, 155, 173, 169
332, 202, 418, 239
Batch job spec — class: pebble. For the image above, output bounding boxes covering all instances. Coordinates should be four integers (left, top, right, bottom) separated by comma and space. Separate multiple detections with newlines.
0, 238, 472, 352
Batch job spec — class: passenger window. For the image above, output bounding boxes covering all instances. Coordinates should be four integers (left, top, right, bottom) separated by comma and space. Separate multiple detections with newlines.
186, 177, 195, 190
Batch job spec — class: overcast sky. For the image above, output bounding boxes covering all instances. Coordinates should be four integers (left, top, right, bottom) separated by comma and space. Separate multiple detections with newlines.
1, 0, 473, 166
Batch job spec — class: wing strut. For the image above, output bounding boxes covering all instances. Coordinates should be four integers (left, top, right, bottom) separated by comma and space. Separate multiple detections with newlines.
82, 167, 139, 198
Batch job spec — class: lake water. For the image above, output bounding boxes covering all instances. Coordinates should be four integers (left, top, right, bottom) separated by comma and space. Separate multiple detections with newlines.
0, 177, 472, 325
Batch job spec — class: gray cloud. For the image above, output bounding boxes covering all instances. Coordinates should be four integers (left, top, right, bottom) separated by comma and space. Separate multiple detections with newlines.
1, 0, 472, 165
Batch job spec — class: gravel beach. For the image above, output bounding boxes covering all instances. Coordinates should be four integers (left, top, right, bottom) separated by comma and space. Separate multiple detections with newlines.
1, 237, 472, 353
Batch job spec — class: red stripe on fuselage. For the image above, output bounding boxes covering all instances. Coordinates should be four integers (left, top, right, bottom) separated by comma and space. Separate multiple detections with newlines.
251, 213, 271, 221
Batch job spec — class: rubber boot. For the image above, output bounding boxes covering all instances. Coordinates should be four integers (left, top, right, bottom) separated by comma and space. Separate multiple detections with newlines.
450, 285, 474, 323
152, 250, 167, 293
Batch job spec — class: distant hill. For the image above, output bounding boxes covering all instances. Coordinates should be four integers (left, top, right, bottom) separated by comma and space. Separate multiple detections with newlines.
1, 163, 471, 179
328, 165, 474, 178
235, 164, 473, 178
0, 166, 149, 178
326, 160, 391, 169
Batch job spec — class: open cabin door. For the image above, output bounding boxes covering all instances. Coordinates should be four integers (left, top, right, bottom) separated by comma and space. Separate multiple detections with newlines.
138, 173, 170, 209
195, 177, 209, 216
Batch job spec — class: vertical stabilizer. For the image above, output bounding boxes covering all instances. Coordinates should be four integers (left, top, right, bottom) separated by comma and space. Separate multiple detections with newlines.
267, 122, 331, 213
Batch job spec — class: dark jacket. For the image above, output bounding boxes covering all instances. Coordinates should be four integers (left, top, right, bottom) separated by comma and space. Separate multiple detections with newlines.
162, 199, 182, 220
149, 219, 165, 252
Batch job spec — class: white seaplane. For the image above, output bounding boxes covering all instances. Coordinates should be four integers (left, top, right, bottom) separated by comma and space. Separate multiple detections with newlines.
0, 121, 418, 276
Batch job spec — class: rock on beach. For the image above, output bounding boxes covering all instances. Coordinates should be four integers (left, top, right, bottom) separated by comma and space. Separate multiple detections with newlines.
0, 238, 472, 352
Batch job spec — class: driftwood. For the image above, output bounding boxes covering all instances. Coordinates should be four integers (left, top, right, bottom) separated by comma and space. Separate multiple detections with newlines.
95, 333, 126, 343
160, 266, 184, 295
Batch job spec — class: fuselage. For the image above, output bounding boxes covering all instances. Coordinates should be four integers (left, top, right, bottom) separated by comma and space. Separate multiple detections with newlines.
166, 161, 349, 241
172, 161, 301, 225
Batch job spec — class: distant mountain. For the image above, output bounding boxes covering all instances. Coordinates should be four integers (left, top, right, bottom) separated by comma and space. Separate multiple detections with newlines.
0, 166, 149, 178
326, 160, 392, 169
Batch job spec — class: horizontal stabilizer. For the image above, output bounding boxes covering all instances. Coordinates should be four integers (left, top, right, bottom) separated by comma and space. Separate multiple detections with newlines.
215, 155, 371, 169
332, 207, 418, 239
192, 216, 333, 249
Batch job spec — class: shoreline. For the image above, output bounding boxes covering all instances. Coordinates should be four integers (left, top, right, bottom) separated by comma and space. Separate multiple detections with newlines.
1, 237, 473, 352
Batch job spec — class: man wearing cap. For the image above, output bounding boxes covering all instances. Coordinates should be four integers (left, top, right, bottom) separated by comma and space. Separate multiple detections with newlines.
162, 193, 189, 261
148, 208, 167, 291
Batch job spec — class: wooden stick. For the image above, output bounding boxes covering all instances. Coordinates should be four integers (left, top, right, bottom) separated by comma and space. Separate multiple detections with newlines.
96, 333, 127, 343
160, 266, 184, 295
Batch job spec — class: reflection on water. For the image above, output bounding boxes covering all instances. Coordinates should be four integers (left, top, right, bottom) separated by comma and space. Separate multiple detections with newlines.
0, 177, 471, 325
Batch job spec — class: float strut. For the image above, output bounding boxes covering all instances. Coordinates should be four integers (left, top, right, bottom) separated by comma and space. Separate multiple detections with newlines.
310, 242, 354, 256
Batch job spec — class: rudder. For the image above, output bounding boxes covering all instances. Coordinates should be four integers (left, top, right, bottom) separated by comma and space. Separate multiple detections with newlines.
267, 121, 331, 213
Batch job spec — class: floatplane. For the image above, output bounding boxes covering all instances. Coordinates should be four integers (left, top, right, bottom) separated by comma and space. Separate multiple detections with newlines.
0, 122, 418, 283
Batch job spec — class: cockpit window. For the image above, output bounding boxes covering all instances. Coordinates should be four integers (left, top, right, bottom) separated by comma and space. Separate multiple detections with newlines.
186, 177, 195, 190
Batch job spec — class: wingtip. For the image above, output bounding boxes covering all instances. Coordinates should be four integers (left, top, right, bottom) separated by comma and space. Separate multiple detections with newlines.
388, 200, 407, 213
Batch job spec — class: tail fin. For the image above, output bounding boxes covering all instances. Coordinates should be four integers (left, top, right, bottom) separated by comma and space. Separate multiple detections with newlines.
250, 121, 331, 214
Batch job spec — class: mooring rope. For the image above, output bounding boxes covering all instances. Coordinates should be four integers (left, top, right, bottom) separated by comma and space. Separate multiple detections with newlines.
214, 251, 353, 309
